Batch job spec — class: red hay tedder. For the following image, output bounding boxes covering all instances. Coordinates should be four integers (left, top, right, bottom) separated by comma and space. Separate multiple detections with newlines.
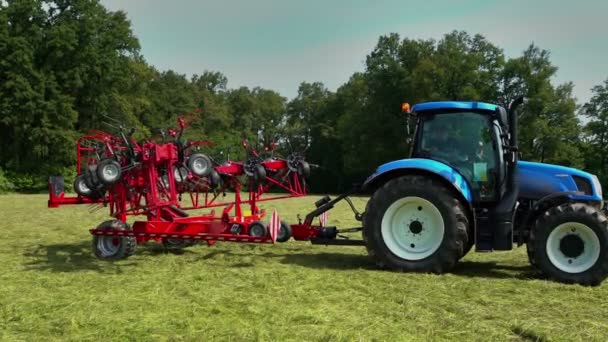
48, 110, 349, 259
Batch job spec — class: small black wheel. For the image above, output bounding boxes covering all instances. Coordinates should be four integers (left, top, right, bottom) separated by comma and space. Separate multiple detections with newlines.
208, 169, 221, 188
528, 202, 608, 286
187, 154, 212, 177
162, 238, 196, 250
74, 174, 93, 198
277, 220, 292, 243
297, 161, 311, 178
84, 165, 100, 189
248, 221, 268, 237
253, 164, 266, 185
96, 159, 122, 185
173, 166, 188, 183
362, 175, 469, 274
92, 220, 136, 260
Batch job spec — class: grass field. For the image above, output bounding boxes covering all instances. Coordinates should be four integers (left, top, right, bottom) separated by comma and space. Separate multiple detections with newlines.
1, 194, 608, 341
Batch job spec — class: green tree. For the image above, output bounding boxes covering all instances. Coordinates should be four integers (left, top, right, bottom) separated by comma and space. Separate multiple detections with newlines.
500, 45, 583, 167
0, 0, 144, 189
581, 78, 608, 185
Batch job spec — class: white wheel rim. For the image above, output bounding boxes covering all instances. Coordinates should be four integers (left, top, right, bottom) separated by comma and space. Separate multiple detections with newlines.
77, 179, 90, 193
250, 225, 265, 237
102, 164, 120, 182
381, 196, 445, 260
174, 167, 188, 182
192, 158, 208, 175
546, 222, 600, 273
97, 236, 120, 256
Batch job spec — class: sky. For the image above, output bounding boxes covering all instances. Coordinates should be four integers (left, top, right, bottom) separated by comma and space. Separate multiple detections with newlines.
101, 0, 607, 104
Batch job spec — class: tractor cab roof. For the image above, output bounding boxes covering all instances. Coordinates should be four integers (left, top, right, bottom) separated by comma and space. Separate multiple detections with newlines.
411, 101, 509, 128
412, 101, 499, 113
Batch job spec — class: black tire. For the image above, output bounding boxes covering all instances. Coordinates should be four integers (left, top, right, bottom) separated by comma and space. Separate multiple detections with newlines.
277, 220, 292, 243
527, 203, 608, 286
252, 164, 266, 185
248, 221, 268, 237
527, 244, 537, 268
92, 220, 136, 260
362, 175, 469, 274
173, 166, 188, 183
187, 154, 212, 177
84, 165, 100, 189
297, 160, 311, 178
208, 169, 221, 188
96, 159, 122, 185
162, 238, 196, 250
74, 174, 93, 198
460, 238, 475, 260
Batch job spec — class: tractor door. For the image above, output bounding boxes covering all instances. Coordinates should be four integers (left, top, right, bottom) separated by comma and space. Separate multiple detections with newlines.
412, 111, 502, 203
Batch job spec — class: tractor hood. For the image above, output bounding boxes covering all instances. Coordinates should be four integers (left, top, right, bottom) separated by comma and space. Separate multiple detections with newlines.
517, 161, 602, 201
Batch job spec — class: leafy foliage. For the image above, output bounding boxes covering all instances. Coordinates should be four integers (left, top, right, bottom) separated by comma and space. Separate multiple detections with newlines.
0, 2, 606, 194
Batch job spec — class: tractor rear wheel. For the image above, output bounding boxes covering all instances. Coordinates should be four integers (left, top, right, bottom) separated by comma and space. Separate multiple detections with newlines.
527, 202, 608, 285
92, 220, 136, 260
363, 175, 469, 273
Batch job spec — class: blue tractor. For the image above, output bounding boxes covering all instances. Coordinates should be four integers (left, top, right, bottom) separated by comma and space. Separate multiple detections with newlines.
306, 97, 607, 285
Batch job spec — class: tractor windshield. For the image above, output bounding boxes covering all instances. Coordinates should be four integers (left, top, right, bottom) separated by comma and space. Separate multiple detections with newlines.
415, 112, 497, 201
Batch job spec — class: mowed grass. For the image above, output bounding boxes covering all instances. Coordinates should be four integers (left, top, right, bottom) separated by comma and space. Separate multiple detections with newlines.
1, 194, 608, 341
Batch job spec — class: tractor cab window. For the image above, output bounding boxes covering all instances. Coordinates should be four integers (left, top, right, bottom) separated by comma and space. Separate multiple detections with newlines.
415, 112, 497, 201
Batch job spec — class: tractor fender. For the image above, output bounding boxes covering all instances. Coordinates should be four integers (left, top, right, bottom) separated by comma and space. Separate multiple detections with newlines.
362, 158, 473, 203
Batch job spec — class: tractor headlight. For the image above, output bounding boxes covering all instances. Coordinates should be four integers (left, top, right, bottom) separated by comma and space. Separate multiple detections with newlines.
592, 175, 603, 199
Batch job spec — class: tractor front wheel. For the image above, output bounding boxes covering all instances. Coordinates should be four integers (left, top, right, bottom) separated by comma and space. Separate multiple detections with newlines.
92, 220, 136, 260
363, 175, 469, 273
527, 203, 608, 285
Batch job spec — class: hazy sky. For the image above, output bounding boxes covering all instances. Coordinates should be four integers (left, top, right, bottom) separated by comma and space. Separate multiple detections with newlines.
101, 0, 607, 104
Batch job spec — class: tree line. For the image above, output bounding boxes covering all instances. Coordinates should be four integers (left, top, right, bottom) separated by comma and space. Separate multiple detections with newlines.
1, 0, 607, 194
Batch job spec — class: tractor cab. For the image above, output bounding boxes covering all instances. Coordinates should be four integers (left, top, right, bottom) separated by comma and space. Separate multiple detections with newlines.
399, 99, 523, 251
408, 102, 512, 204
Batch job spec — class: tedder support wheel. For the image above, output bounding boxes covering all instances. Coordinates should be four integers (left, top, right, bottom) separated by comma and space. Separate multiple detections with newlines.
187, 154, 212, 177
92, 220, 136, 260
276, 220, 292, 243
253, 164, 266, 186
96, 159, 122, 185
84, 165, 100, 189
74, 174, 93, 198
527, 202, 608, 286
362, 175, 469, 273
248, 221, 268, 238
297, 161, 311, 179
